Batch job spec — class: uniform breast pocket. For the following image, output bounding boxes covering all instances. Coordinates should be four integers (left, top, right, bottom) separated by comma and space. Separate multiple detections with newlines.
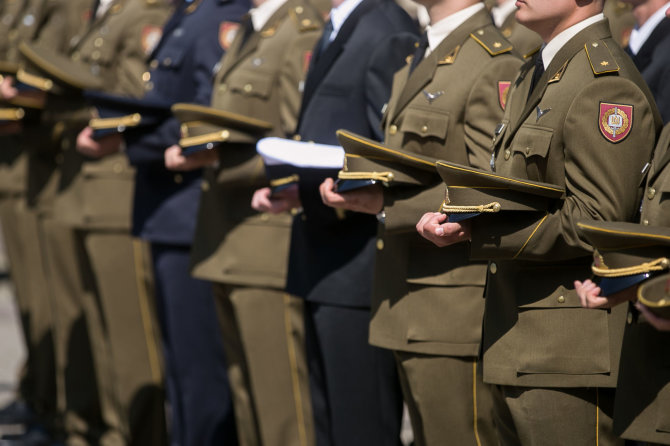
228, 69, 274, 99
156, 44, 188, 70
400, 107, 450, 141
511, 124, 553, 181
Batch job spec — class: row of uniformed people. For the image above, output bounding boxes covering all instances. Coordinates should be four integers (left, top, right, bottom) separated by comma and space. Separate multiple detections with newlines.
0, 1, 664, 446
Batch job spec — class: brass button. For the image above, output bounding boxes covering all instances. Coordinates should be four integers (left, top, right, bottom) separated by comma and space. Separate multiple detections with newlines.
113, 163, 123, 174
648, 187, 656, 200
260, 214, 269, 221
489, 262, 497, 275
150, 59, 159, 69
643, 219, 649, 226
94, 37, 104, 47
389, 124, 398, 135
163, 57, 172, 66
243, 83, 253, 93
504, 150, 511, 160
218, 83, 227, 92
301, 19, 311, 27
420, 125, 428, 133
376, 238, 384, 250
294, 6, 303, 13
71, 51, 81, 61
91, 50, 101, 60
201, 180, 210, 191
557, 295, 565, 304
142, 72, 151, 82
627, 311, 633, 324
174, 174, 183, 184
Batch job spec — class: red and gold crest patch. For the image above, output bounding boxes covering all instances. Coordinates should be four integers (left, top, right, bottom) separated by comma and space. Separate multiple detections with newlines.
142, 26, 163, 56
599, 102, 633, 143
498, 81, 511, 110
219, 22, 240, 51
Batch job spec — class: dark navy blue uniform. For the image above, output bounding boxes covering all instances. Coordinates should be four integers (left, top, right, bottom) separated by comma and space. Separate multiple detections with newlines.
123, 0, 250, 445
286, 0, 418, 444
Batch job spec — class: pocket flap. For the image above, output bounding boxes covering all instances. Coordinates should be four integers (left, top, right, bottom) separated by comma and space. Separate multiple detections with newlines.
511, 124, 553, 158
228, 70, 273, 98
400, 107, 449, 140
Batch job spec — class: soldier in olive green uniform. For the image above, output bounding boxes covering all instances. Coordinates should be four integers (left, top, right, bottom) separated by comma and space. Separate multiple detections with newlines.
575, 123, 670, 445
16, 1, 171, 444
320, 1, 522, 444
168, 1, 327, 444
416, 2, 662, 444
0, 0, 93, 434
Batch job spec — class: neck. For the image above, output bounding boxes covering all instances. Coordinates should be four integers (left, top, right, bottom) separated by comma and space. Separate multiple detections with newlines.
632, 0, 667, 27
427, 0, 479, 24
536, 8, 600, 43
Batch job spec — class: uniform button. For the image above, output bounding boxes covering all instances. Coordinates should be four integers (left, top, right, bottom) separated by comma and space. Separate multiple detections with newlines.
174, 174, 183, 184
113, 163, 123, 174
243, 83, 253, 93
163, 57, 172, 66
557, 295, 565, 304
149, 59, 159, 69
218, 84, 227, 93
376, 238, 384, 250
71, 51, 80, 61
627, 311, 633, 324
91, 50, 101, 60
145, 81, 154, 91
301, 19, 311, 27
260, 214, 269, 222
642, 219, 649, 226
648, 187, 656, 199
94, 37, 103, 47
420, 125, 428, 133
489, 262, 497, 274
389, 124, 398, 135
252, 58, 262, 66
294, 6, 303, 13
504, 150, 511, 160
201, 180, 210, 191
142, 72, 151, 82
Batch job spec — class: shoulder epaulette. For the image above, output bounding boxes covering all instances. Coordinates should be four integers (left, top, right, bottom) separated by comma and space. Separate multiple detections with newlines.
584, 39, 619, 76
470, 25, 514, 56
289, 4, 321, 32
523, 45, 541, 60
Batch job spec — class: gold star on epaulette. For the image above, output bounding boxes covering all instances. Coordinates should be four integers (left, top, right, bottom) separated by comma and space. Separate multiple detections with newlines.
601, 61, 609, 66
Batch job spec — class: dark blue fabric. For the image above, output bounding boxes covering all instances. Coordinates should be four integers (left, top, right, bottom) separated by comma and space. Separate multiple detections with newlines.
125, 0, 250, 245
286, 0, 419, 307
151, 244, 237, 446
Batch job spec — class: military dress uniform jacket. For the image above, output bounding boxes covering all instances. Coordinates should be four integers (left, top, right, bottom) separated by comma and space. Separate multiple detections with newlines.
369, 9, 523, 357
613, 124, 670, 444
285, 0, 419, 307
469, 19, 662, 388
626, 17, 670, 123
48, 0, 170, 230
189, 0, 326, 288
126, 0, 249, 246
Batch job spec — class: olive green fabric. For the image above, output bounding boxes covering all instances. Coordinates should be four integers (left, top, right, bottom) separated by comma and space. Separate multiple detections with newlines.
189, 1, 327, 444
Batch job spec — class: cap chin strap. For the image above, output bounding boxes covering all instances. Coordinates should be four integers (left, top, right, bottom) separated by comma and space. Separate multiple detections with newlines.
441, 201, 502, 214
592, 257, 670, 278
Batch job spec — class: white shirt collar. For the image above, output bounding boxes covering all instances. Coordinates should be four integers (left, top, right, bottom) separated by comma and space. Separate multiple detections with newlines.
425, 3, 485, 54
328, 0, 365, 41
628, 2, 670, 55
250, 0, 288, 31
490, 0, 517, 28
96, 0, 115, 17
541, 13, 604, 69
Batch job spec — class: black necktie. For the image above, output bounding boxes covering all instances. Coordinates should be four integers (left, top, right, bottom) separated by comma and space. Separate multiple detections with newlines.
318, 19, 334, 55
528, 52, 545, 98
409, 32, 428, 73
